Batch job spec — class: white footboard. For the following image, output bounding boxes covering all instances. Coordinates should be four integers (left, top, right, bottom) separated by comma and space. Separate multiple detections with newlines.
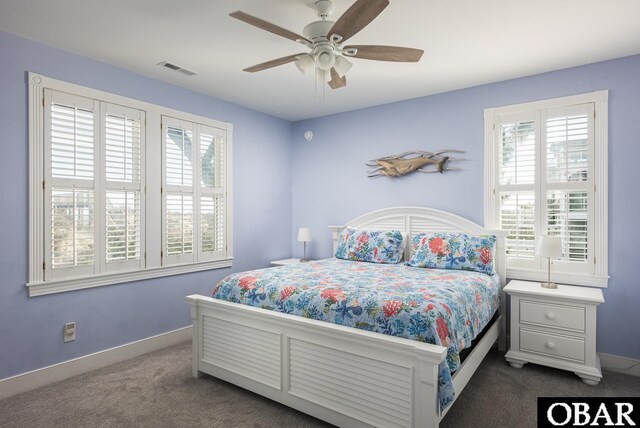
187, 295, 448, 428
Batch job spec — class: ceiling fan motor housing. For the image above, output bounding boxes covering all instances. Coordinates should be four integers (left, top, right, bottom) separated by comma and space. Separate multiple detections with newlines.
303, 20, 334, 42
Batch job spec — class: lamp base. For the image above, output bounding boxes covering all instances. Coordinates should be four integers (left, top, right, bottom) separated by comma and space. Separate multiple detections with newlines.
541, 282, 558, 289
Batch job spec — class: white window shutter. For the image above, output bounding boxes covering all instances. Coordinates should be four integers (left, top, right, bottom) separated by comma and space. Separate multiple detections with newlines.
546, 113, 590, 183
500, 191, 536, 259
162, 117, 229, 265
499, 120, 536, 186
198, 126, 226, 260
485, 94, 605, 285
50, 103, 94, 179
45, 90, 98, 280
105, 113, 142, 183
166, 193, 194, 256
29, 74, 234, 295
162, 117, 196, 265
103, 104, 145, 271
546, 190, 588, 261
495, 114, 539, 270
106, 191, 141, 262
51, 188, 95, 268
543, 105, 593, 273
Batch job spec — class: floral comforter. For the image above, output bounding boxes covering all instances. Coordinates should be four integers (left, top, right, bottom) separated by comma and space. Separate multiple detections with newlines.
212, 258, 501, 409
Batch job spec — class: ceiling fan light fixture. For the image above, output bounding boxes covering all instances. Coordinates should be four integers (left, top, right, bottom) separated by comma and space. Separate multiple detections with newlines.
295, 54, 315, 74
314, 46, 335, 70
333, 55, 352, 77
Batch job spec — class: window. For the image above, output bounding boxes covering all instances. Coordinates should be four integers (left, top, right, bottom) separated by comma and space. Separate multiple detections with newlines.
484, 91, 608, 287
162, 117, 227, 265
104, 105, 144, 271
45, 91, 146, 279
28, 73, 233, 296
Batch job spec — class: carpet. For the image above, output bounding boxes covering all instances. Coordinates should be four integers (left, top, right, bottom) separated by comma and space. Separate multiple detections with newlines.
1, 341, 638, 428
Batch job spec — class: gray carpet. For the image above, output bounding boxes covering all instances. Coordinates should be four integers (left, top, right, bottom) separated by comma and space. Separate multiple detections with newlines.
1, 341, 638, 428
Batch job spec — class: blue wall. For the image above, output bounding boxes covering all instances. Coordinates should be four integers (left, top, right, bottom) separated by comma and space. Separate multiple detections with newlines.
1, 30, 639, 380
0, 32, 293, 379
291, 55, 640, 360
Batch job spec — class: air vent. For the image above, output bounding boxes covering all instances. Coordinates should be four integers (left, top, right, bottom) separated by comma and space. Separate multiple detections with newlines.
157, 61, 197, 76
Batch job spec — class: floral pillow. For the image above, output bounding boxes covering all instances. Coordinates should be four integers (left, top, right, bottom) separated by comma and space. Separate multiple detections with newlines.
407, 232, 496, 275
335, 228, 405, 264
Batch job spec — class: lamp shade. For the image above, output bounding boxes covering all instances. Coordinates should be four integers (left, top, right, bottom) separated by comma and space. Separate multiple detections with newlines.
297, 228, 312, 242
295, 54, 315, 74
536, 236, 562, 259
333, 55, 352, 78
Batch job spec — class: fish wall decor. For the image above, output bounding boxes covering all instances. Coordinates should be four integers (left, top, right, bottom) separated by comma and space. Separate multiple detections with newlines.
366, 150, 465, 177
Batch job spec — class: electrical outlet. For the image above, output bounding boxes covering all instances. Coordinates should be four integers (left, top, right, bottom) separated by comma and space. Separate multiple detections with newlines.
64, 322, 76, 343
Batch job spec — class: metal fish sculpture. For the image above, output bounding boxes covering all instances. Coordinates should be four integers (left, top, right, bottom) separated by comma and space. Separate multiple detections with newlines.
366, 150, 465, 178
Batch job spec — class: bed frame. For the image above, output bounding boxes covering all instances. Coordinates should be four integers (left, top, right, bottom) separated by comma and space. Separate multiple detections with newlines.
186, 207, 507, 428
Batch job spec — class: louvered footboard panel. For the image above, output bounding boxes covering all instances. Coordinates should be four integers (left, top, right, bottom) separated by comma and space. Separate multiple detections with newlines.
288, 338, 413, 428
201, 315, 282, 390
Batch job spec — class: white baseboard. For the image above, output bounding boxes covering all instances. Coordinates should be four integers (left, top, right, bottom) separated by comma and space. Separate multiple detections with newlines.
599, 352, 640, 378
0, 325, 192, 401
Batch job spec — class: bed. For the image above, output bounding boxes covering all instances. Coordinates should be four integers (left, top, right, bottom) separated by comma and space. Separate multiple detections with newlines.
186, 207, 507, 428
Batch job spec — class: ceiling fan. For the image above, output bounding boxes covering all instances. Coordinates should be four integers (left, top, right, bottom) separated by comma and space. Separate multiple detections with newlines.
230, 0, 424, 89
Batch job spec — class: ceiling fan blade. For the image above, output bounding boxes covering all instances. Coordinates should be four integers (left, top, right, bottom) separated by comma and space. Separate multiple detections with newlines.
243, 54, 305, 73
328, 68, 347, 89
345, 45, 424, 62
230, 11, 310, 44
328, 0, 389, 43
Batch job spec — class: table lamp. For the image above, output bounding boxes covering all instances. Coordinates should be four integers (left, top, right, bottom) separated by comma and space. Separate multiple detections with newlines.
536, 235, 562, 289
297, 228, 312, 262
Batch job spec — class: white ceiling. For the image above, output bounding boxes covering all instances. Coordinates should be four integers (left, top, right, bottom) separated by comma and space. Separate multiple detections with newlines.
1, 0, 640, 121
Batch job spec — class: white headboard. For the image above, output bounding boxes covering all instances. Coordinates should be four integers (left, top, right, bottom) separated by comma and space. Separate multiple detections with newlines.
328, 206, 508, 287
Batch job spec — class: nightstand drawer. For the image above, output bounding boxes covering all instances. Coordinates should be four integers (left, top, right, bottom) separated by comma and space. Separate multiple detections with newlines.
520, 300, 585, 332
520, 328, 585, 362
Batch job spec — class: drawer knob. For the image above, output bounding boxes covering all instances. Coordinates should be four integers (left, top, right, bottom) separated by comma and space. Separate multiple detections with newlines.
546, 341, 556, 349
545, 312, 556, 320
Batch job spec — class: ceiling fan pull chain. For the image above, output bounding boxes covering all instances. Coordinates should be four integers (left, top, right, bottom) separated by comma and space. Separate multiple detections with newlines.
323, 77, 326, 103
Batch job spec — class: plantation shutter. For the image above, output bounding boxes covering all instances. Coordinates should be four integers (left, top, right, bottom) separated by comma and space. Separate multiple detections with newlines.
44, 90, 99, 279
163, 117, 196, 265
162, 116, 229, 265
544, 104, 593, 271
30, 74, 234, 293
493, 103, 595, 275
198, 125, 226, 260
496, 115, 538, 268
103, 104, 145, 271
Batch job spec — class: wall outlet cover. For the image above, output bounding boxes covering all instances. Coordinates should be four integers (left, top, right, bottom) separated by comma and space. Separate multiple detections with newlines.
64, 322, 76, 343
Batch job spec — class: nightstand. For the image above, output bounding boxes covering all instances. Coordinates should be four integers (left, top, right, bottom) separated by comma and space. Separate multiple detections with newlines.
504, 280, 605, 385
270, 258, 302, 266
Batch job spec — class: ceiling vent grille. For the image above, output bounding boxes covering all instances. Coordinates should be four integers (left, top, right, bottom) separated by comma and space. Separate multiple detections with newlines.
157, 61, 197, 76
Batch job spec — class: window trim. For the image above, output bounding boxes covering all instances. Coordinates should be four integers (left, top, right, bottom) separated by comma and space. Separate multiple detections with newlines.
28, 72, 233, 297
484, 90, 608, 288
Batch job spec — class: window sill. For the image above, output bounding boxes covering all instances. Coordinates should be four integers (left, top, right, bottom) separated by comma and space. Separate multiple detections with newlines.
26, 258, 233, 297
506, 267, 608, 288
